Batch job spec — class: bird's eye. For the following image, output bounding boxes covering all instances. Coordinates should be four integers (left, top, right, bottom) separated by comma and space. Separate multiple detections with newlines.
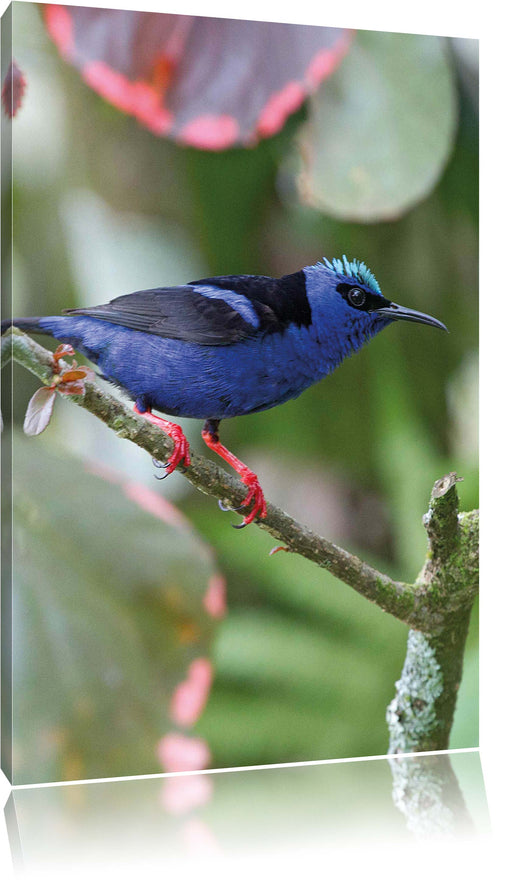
348, 288, 366, 308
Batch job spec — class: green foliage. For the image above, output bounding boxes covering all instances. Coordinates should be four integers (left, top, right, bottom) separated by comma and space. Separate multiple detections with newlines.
188, 508, 409, 765
7, 3, 478, 775
7, 433, 219, 784
297, 31, 457, 221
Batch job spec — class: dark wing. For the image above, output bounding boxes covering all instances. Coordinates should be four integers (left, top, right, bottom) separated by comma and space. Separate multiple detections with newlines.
63, 286, 257, 346
190, 272, 312, 333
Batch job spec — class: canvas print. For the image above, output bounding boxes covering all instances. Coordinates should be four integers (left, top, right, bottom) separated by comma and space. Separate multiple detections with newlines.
1, 1, 478, 800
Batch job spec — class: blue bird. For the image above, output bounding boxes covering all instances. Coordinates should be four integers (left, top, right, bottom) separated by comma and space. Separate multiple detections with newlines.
3, 256, 447, 527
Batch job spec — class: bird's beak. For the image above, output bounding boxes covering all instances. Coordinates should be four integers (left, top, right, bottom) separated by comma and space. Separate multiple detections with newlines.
373, 302, 448, 332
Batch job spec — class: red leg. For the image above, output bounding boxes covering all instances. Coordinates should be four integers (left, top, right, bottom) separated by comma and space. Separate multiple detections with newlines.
134, 404, 190, 474
202, 420, 267, 528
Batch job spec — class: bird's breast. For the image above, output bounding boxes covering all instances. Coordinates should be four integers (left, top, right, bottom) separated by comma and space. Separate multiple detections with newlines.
59, 317, 346, 421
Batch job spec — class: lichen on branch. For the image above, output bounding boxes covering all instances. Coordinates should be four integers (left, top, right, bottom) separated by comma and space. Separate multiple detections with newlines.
388, 473, 478, 754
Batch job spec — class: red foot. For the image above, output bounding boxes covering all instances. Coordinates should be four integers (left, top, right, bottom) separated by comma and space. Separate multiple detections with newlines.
134, 405, 191, 473
235, 467, 268, 527
202, 427, 267, 527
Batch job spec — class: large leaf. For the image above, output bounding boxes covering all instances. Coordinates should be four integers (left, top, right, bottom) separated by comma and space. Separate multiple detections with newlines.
7, 433, 222, 784
43, 5, 351, 149
297, 31, 457, 221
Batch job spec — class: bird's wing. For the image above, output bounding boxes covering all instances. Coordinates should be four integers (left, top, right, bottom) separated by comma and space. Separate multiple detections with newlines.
63, 284, 261, 346
63, 271, 311, 344
187, 271, 312, 333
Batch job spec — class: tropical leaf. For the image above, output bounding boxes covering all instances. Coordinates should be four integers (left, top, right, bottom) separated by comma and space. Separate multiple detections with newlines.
8, 433, 223, 784
44, 5, 351, 149
297, 31, 457, 221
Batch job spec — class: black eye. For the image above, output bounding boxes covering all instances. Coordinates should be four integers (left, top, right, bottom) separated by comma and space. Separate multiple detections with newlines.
348, 287, 366, 308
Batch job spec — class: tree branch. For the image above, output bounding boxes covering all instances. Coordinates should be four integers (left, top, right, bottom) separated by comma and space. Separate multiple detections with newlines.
2, 328, 478, 634
3, 328, 424, 622
387, 475, 479, 753
3, 327, 479, 757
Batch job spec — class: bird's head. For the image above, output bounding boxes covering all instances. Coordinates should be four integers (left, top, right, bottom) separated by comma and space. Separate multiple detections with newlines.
315, 256, 448, 339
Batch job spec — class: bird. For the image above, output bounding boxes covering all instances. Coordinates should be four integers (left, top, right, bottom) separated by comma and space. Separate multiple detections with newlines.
2, 256, 447, 527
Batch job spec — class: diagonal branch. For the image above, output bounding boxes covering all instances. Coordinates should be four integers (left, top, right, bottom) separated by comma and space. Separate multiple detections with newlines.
2, 328, 475, 634
2, 327, 480, 759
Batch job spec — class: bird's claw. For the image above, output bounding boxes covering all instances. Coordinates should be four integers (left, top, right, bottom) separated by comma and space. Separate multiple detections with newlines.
153, 453, 189, 479
201, 424, 267, 529
151, 432, 191, 480
230, 474, 267, 529
218, 499, 245, 512
153, 457, 172, 480
135, 406, 191, 479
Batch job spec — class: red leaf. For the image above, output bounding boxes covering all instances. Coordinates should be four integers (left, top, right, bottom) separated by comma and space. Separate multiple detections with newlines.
54, 343, 75, 357
23, 387, 57, 436
59, 380, 86, 395
60, 368, 89, 382
1, 59, 26, 119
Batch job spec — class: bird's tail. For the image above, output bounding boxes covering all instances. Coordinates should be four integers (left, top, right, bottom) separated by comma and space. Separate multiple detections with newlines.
1, 317, 55, 337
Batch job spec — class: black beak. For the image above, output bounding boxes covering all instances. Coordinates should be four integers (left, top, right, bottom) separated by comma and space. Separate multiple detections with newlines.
374, 302, 448, 332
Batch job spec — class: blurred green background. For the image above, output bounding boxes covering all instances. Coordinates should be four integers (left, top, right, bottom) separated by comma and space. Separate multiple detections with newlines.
4, 3, 478, 782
